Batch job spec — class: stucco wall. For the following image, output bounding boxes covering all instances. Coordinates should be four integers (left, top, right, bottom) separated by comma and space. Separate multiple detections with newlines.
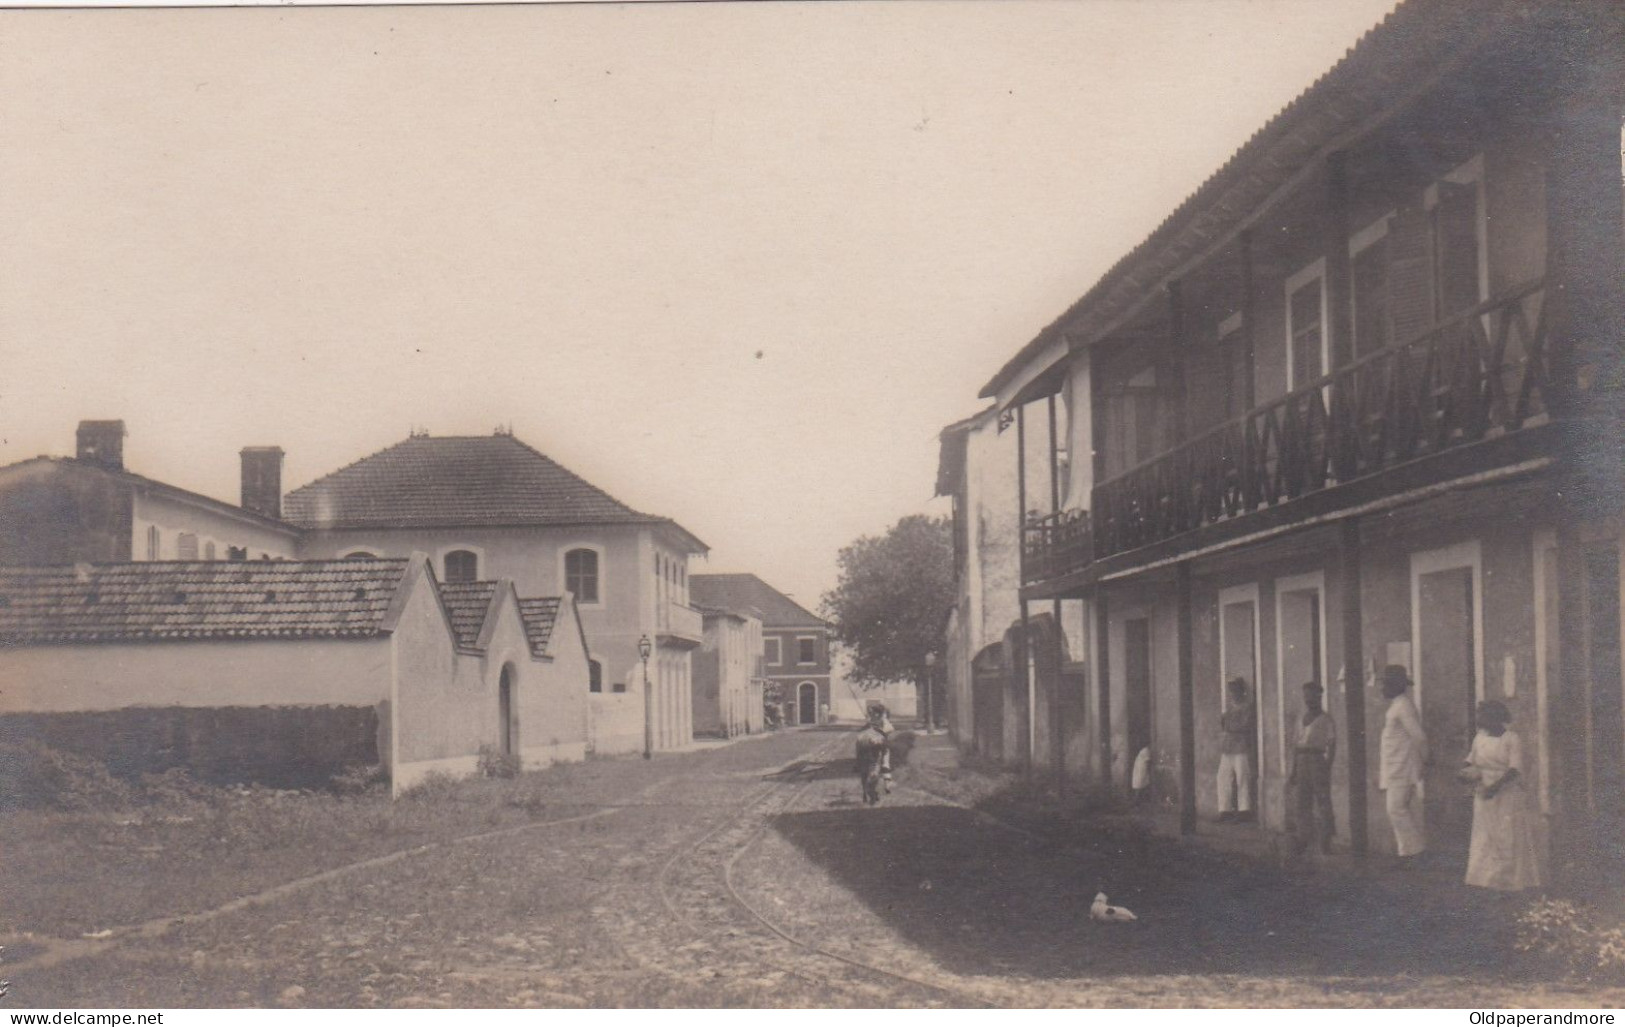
390, 567, 467, 784
527, 598, 590, 766
132, 490, 298, 562
0, 636, 390, 714
297, 522, 677, 741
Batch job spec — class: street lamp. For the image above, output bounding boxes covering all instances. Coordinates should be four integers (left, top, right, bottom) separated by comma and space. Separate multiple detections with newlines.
639, 634, 653, 760
923, 651, 936, 735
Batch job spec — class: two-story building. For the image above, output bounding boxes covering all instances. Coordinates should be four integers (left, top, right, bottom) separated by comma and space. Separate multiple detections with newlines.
691, 601, 765, 739
691, 573, 831, 727
0, 421, 301, 565
979, 0, 1623, 888
284, 430, 709, 756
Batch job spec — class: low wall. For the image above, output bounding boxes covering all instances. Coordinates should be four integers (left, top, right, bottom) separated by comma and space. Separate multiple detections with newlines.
0, 705, 382, 789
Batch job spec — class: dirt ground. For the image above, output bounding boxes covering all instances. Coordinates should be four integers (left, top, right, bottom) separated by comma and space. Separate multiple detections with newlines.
4, 727, 1621, 1008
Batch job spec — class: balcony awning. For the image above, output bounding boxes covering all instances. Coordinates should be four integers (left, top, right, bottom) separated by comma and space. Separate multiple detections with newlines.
996, 347, 1070, 413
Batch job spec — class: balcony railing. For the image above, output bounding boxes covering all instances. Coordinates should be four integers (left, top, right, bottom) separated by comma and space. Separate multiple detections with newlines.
657, 600, 704, 646
1022, 507, 1094, 585
1091, 278, 1555, 563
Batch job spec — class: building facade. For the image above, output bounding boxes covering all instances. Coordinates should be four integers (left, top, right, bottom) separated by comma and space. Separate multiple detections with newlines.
969, 0, 1623, 889
691, 573, 832, 727
0, 555, 593, 793
0, 421, 300, 566
692, 606, 765, 738
284, 431, 708, 757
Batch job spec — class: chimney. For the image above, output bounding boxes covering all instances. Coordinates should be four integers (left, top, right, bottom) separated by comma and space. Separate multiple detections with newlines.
76, 420, 126, 470
240, 446, 285, 520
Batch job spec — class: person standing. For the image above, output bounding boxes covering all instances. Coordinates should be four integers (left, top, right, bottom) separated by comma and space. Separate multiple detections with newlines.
1288, 681, 1337, 857
1379, 665, 1428, 866
1217, 677, 1255, 823
1463, 700, 1542, 892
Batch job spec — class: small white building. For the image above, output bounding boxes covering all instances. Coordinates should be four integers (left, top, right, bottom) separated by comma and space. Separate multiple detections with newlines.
0, 554, 592, 794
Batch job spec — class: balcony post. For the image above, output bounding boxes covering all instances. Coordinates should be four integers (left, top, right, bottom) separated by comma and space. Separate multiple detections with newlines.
1017, 403, 1036, 776
1176, 560, 1197, 835
1325, 151, 1354, 371
1338, 517, 1369, 858
1239, 229, 1257, 412
1094, 590, 1112, 788
1325, 151, 1356, 483
1046, 392, 1070, 794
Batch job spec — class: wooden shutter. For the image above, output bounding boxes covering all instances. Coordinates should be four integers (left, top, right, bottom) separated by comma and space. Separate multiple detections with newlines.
1434, 179, 1482, 319
1388, 203, 1433, 344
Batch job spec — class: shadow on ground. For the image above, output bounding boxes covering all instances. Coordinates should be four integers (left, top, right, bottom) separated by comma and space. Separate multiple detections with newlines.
769, 798, 1519, 983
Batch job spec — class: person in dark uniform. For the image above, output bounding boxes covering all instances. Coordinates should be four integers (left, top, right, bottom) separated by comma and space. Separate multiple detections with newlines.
1288, 681, 1336, 857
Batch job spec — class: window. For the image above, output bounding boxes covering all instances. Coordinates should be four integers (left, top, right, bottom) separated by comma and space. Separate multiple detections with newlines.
176, 533, 198, 560
1285, 260, 1327, 391
1429, 161, 1486, 320
797, 637, 817, 665
1217, 312, 1249, 419
203, 541, 216, 561
566, 548, 599, 603
443, 550, 478, 583
589, 659, 603, 694
764, 637, 782, 665
146, 526, 160, 560
1348, 215, 1393, 360
227, 545, 248, 562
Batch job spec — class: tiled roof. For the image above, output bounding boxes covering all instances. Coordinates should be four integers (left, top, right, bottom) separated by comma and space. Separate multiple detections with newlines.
0, 560, 408, 645
437, 580, 498, 652
980, 0, 1517, 398
517, 597, 562, 658
689, 573, 826, 629
284, 435, 704, 551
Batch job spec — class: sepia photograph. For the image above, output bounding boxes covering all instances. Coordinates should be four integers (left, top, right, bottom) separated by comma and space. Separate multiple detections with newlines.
0, 0, 1621, 1012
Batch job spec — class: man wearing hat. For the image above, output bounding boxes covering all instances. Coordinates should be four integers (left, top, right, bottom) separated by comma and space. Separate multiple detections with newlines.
1378, 665, 1428, 866
1288, 680, 1337, 857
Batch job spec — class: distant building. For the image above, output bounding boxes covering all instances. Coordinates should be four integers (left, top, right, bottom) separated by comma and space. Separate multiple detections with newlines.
691, 573, 831, 727
691, 603, 764, 738
0, 420, 300, 565
283, 432, 708, 756
0, 555, 592, 792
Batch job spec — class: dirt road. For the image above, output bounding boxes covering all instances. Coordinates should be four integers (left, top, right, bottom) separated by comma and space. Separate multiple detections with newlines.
7, 727, 1618, 1008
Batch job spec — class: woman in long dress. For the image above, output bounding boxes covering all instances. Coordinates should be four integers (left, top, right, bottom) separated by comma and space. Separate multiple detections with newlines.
1463, 700, 1542, 892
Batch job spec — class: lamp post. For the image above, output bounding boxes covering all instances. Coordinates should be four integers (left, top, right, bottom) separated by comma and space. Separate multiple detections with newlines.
923, 651, 936, 735
639, 634, 653, 760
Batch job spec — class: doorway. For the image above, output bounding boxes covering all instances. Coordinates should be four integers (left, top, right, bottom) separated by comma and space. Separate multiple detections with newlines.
498, 664, 518, 757
798, 682, 818, 726
1412, 541, 1483, 862
1584, 543, 1624, 827
1124, 616, 1153, 793
1275, 573, 1327, 779
1220, 584, 1263, 822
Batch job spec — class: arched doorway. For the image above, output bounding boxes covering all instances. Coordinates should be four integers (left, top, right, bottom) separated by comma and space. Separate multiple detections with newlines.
798, 682, 818, 725
498, 664, 518, 756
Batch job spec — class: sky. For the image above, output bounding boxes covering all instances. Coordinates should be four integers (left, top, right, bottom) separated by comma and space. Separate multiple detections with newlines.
0, 0, 1400, 609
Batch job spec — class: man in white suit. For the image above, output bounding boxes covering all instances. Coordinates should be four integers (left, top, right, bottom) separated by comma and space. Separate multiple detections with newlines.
1379, 664, 1429, 866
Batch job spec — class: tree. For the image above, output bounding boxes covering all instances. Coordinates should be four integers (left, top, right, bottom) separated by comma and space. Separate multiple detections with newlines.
821, 514, 954, 692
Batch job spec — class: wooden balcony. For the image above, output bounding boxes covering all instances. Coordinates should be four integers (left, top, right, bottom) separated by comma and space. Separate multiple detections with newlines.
1022, 507, 1093, 586
1090, 278, 1560, 569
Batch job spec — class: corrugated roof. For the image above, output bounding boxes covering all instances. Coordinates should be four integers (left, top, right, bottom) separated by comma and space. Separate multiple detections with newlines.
437, 580, 499, 652
689, 573, 826, 629
284, 435, 707, 551
0, 559, 408, 645
517, 597, 562, 657
980, 0, 1515, 398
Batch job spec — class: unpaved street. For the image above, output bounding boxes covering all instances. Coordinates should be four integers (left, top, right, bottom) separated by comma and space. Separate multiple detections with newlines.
6, 728, 1620, 1008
